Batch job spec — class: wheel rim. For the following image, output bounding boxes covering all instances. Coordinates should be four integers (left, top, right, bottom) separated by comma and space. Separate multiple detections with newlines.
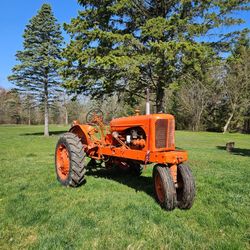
155, 173, 165, 203
56, 144, 70, 181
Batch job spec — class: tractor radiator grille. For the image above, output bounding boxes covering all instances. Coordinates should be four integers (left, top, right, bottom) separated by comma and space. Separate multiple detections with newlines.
155, 119, 175, 149
155, 119, 167, 148
168, 119, 175, 148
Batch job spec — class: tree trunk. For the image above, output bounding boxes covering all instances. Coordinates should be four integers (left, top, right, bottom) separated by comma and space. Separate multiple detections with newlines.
44, 82, 49, 136
223, 112, 234, 134
28, 107, 31, 126
156, 84, 164, 113
195, 107, 204, 131
65, 107, 68, 125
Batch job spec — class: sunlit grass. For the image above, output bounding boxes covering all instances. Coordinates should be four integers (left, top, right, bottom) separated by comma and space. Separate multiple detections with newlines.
0, 125, 249, 249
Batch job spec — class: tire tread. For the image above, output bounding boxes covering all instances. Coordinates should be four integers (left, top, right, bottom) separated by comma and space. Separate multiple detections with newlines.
55, 132, 86, 187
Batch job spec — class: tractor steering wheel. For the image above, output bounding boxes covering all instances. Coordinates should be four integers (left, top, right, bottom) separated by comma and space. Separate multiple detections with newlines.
86, 108, 104, 124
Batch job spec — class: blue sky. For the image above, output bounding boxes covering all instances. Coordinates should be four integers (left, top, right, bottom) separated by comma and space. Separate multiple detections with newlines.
0, 1, 249, 89
0, 0, 80, 89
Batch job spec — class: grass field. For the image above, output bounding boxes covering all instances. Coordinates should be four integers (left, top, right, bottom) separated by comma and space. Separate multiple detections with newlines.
0, 125, 249, 249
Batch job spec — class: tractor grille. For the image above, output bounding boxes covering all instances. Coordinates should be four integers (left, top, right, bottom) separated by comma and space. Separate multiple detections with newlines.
155, 119, 167, 148
155, 119, 175, 149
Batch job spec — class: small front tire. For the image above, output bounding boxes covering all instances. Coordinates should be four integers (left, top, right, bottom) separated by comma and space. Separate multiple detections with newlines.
153, 164, 177, 211
176, 163, 195, 209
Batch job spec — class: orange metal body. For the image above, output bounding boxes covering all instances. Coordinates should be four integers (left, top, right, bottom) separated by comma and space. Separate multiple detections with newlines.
110, 114, 175, 151
69, 114, 188, 168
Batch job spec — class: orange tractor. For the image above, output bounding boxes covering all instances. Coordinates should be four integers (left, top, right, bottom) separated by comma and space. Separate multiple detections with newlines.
55, 109, 195, 210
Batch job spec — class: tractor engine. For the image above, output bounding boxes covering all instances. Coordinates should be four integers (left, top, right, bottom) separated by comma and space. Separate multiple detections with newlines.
110, 127, 146, 149
125, 127, 146, 149
109, 114, 175, 151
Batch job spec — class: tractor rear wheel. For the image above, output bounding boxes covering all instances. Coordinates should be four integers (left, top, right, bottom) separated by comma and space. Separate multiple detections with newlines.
112, 159, 143, 176
176, 164, 195, 209
55, 132, 86, 187
128, 161, 143, 176
153, 164, 177, 211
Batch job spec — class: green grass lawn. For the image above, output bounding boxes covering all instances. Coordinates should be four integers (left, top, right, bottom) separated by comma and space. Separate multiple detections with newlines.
0, 125, 249, 249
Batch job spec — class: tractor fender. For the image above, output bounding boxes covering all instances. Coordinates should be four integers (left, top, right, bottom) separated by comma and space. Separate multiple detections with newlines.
69, 124, 95, 145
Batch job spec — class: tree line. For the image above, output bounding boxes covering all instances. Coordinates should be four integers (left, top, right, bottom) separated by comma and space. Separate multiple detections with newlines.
4, 1, 250, 135
0, 87, 83, 125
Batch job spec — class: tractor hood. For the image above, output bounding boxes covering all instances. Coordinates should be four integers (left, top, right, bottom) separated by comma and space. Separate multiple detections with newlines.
110, 113, 174, 132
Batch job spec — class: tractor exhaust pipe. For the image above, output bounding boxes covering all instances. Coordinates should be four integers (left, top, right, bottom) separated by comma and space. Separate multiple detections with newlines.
146, 88, 150, 115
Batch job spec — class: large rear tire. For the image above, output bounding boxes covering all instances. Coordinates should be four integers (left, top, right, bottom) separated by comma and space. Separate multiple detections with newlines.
176, 163, 195, 209
128, 161, 143, 176
55, 132, 86, 187
153, 164, 177, 211
107, 158, 143, 176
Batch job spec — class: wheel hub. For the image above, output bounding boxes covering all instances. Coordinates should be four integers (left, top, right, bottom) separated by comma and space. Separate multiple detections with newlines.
56, 144, 70, 180
155, 173, 165, 203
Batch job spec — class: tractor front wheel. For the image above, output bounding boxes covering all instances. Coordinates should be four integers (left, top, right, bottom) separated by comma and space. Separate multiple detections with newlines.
55, 132, 86, 187
153, 164, 177, 211
176, 164, 195, 209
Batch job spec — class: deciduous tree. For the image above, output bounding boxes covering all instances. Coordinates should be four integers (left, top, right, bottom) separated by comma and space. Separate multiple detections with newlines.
222, 35, 250, 133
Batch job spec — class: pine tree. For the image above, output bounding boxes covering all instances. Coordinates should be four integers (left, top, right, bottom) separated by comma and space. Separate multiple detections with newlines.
63, 0, 249, 112
8, 4, 63, 136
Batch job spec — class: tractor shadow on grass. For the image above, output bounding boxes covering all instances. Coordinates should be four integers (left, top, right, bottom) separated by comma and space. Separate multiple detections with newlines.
86, 168, 154, 198
216, 146, 250, 157
20, 131, 67, 136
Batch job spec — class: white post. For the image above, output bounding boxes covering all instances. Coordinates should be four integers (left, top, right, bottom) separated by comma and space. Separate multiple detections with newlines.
146, 88, 150, 115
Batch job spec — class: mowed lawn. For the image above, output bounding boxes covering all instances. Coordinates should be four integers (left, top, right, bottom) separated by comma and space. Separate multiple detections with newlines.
0, 125, 249, 249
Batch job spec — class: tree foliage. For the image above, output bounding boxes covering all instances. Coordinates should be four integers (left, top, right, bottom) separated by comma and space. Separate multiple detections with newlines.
222, 34, 250, 133
8, 4, 63, 135
63, 0, 249, 111
0, 88, 21, 124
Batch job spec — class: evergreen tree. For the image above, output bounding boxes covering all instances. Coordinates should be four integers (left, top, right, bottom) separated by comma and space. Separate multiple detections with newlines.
8, 4, 63, 136
63, 0, 249, 112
